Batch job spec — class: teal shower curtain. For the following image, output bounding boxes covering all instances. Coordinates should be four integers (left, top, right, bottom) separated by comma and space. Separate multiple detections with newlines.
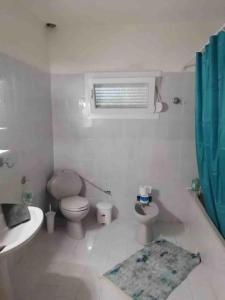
195, 30, 225, 237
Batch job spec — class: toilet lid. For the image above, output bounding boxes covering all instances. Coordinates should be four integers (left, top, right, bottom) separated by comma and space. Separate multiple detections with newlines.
61, 196, 89, 211
47, 170, 82, 200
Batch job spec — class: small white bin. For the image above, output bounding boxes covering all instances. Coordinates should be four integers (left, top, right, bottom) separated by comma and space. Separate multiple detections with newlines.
96, 202, 112, 225
45, 211, 56, 234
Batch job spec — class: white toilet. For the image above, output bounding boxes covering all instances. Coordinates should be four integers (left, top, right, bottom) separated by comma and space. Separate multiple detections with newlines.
47, 170, 89, 239
134, 202, 159, 245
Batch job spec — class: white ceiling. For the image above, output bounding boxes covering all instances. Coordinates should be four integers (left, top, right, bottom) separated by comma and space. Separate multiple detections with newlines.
18, 0, 225, 26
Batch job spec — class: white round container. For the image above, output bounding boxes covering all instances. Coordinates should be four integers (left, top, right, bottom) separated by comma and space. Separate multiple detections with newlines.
45, 211, 56, 234
96, 202, 113, 225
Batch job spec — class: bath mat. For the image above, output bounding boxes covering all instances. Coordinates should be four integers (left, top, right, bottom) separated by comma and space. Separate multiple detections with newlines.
104, 239, 201, 300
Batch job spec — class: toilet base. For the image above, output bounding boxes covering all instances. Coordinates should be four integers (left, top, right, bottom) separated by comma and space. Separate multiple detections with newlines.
137, 223, 153, 245
67, 221, 84, 239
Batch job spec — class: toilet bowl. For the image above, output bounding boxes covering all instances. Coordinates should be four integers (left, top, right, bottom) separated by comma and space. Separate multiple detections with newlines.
134, 202, 159, 245
47, 170, 90, 239
60, 196, 89, 239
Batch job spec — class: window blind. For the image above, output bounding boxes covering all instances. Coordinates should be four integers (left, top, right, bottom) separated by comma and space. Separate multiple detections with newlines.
93, 83, 149, 108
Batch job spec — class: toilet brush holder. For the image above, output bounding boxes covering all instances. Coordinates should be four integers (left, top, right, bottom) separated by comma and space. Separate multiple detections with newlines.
45, 211, 56, 234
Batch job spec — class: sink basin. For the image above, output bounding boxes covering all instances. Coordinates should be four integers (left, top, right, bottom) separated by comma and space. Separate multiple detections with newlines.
0, 206, 43, 300
0, 206, 43, 257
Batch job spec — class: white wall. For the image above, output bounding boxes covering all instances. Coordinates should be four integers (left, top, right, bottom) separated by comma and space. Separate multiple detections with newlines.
48, 21, 223, 74
0, 53, 53, 266
0, 53, 53, 208
0, 0, 53, 209
0, 0, 223, 75
51, 72, 196, 221
0, 0, 49, 71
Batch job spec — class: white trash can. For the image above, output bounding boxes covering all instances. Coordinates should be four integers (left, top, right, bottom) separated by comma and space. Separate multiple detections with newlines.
96, 202, 113, 225
45, 211, 56, 234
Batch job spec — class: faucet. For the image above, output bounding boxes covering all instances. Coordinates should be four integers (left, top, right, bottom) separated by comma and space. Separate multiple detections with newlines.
0, 157, 15, 168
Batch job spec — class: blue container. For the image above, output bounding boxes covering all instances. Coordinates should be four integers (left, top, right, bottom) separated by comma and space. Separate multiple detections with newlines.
140, 195, 150, 204
139, 195, 153, 205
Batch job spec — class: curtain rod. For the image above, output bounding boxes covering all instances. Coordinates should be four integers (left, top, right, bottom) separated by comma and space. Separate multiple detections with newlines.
183, 23, 225, 71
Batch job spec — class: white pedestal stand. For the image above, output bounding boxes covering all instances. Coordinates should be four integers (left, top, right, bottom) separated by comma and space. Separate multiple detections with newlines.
137, 223, 153, 244
0, 257, 14, 300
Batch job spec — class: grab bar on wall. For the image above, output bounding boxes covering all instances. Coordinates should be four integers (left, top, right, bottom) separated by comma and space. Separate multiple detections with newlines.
75, 172, 112, 196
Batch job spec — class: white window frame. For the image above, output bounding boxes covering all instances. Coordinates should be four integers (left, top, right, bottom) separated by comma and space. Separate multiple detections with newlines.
85, 72, 161, 119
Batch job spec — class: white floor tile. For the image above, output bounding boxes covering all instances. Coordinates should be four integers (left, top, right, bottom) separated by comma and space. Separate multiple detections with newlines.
99, 277, 130, 300
187, 265, 217, 300
210, 271, 225, 300
9, 219, 220, 300
168, 279, 193, 300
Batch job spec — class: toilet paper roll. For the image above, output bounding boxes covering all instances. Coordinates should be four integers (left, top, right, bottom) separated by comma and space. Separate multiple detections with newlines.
139, 186, 148, 196
144, 185, 152, 195
139, 185, 152, 196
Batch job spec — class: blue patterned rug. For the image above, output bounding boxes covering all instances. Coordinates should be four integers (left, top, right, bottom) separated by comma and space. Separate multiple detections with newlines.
104, 239, 201, 300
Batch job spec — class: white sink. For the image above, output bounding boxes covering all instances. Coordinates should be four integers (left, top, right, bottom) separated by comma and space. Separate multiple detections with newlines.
0, 206, 43, 257
0, 206, 43, 300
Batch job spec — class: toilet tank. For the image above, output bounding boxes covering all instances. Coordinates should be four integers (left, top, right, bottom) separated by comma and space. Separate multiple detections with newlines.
47, 170, 82, 200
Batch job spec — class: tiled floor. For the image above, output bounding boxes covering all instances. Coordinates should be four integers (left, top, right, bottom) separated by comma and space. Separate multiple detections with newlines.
10, 217, 224, 300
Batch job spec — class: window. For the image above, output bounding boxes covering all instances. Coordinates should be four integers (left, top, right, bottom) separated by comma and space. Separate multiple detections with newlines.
85, 72, 161, 119
94, 83, 149, 109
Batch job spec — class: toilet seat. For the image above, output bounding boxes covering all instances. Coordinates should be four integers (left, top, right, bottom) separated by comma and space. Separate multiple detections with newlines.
61, 196, 89, 212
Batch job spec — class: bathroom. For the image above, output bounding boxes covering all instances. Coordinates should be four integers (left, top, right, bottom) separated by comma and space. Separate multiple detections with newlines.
0, 0, 225, 299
